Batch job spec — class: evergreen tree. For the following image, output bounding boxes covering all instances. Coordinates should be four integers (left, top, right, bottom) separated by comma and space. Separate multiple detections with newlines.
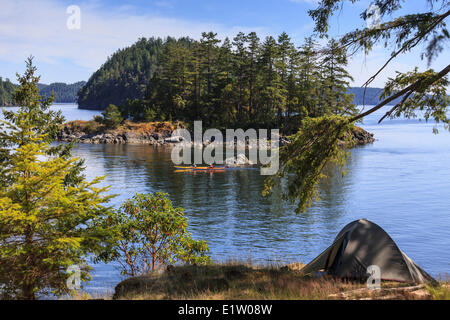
276, 32, 296, 128
320, 39, 357, 116
246, 32, 261, 122
258, 36, 286, 127
232, 32, 249, 125
298, 37, 322, 118
0, 58, 113, 299
101, 104, 123, 129
212, 37, 236, 127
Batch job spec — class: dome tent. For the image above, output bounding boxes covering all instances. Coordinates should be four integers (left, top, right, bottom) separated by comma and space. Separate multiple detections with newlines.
301, 219, 434, 283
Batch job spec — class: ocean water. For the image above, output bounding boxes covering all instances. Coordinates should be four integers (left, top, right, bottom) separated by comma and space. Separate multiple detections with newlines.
2, 103, 449, 293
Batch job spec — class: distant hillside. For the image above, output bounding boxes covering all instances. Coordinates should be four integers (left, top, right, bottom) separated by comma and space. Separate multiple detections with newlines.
77, 37, 174, 110
0, 80, 85, 106
37, 81, 86, 103
348, 87, 403, 106
0, 77, 16, 106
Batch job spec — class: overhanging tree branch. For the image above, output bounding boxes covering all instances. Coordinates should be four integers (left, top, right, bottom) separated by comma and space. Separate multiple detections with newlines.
362, 9, 450, 90
349, 63, 450, 123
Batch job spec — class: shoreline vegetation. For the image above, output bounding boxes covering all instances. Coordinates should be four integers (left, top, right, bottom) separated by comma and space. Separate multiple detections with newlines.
57, 119, 375, 147
90, 262, 448, 300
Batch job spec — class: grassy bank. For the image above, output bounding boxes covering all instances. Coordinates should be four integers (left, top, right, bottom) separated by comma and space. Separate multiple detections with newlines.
61, 119, 184, 135
109, 262, 449, 300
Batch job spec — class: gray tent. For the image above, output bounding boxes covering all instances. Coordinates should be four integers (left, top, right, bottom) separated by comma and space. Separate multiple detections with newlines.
301, 219, 434, 283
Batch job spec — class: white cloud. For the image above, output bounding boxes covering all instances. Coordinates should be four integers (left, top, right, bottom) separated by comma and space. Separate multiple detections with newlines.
0, 0, 267, 79
1, 0, 446, 88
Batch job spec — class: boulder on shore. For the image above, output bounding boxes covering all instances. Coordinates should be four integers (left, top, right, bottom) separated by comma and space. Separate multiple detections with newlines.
225, 154, 254, 167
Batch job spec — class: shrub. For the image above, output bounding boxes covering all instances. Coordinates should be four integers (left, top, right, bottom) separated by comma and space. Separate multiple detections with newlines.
102, 192, 210, 276
93, 115, 103, 123
101, 104, 123, 129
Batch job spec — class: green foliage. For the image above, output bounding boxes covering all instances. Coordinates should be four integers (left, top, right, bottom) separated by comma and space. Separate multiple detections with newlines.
83, 119, 101, 134
309, 0, 450, 125
379, 67, 450, 132
0, 58, 114, 299
320, 39, 358, 117
263, 116, 354, 213
93, 115, 103, 123
101, 104, 123, 129
101, 192, 210, 276
265, 1, 450, 214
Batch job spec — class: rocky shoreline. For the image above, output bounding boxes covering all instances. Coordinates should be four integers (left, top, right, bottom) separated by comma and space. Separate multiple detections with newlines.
349, 126, 376, 145
57, 125, 173, 146
57, 121, 375, 147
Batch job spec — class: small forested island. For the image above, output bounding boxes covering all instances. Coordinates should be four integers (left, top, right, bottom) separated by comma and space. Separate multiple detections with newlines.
77, 33, 360, 137
77, 33, 406, 119
57, 117, 375, 146
68, 32, 377, 151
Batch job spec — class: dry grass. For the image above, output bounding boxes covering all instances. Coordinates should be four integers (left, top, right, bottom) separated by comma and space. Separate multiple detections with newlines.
62, 120, 185, 135
63, 120, 103, 134
121, 120, 183, 134
426, 282, 450, 300
111, 262, 445, 300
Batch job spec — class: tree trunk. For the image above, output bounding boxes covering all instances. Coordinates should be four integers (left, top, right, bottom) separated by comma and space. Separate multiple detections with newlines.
22, 283, 36, 300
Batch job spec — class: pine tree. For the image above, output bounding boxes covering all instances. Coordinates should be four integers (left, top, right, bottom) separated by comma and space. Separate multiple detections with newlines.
232, 32, 249, 125
320, 39, 357, 116
212, 37, 236, 127
258, 36, 286, 127
101, 104, 123, 128
298, 37, 322, 118
246, 32, 261, 122
276, 32, 296, 128
0, 58, 114, 299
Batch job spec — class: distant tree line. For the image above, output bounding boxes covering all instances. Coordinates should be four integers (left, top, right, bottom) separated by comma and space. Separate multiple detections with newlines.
0, 78, 85, 106
347, 87, 404, 106
0, 77, 16, 106
37, 81, 86, 103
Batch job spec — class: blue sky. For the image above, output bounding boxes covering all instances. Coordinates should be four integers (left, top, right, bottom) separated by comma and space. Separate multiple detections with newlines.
0, 0, 448, 88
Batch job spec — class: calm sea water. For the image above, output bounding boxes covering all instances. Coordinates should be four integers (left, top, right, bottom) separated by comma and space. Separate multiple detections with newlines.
2, 103, 450, 292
